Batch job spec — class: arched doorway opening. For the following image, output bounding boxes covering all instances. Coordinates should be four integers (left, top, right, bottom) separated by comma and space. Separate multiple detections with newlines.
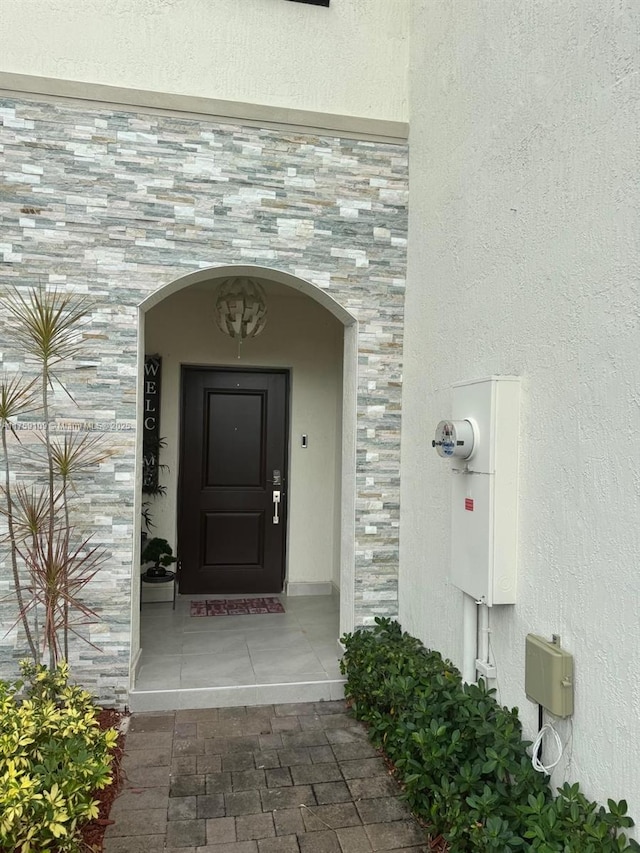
129, 265, 357, 708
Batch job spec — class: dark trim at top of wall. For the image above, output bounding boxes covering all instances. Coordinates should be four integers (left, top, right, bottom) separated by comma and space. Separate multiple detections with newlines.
0, 73, 408, 145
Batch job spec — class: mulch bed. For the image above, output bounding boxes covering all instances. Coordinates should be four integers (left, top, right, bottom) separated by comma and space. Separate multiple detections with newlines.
78, 708, 127, 853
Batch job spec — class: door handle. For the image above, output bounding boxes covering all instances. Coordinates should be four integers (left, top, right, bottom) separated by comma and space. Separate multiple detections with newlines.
273, 490, 281, 524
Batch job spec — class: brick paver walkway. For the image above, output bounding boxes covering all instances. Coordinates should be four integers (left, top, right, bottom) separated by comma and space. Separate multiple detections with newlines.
103, 700, 429, 852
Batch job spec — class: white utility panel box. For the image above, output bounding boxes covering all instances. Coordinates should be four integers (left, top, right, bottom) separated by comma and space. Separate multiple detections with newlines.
444, 376, 521, 605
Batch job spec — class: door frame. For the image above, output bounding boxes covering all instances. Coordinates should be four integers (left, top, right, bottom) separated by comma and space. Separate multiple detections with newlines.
131, 265, 357, 689
177, 364, 291, 594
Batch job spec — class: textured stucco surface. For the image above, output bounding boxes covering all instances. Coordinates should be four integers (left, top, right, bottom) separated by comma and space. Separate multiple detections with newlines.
0, 0, 408, 122
0, 95, 408, 703
400, 0, 639, 831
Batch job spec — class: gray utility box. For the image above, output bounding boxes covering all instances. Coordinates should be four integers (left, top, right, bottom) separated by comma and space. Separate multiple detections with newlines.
525, 634, 574, 718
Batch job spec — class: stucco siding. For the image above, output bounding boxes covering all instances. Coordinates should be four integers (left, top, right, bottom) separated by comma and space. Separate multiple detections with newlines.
400, 0, 639, 831
0, 0, 408, 123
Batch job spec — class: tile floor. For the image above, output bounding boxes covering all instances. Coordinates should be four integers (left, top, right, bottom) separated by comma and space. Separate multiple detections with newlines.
131, 594, 346, 712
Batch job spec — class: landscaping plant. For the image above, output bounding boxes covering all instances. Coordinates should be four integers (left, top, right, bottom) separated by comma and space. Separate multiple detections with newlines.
0, 660, 119, 853
0, 286, 110, 668
340, 618, 639, 851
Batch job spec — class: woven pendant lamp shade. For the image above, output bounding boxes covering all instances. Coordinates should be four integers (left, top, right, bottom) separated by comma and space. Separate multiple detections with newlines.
213, 278, 268, 345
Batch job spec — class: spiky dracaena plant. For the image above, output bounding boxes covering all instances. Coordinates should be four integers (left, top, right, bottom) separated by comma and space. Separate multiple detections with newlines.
49, 433, 112, 658
6, 482, 55, 658
1, 286, 109, 669
0, 374, 40, 660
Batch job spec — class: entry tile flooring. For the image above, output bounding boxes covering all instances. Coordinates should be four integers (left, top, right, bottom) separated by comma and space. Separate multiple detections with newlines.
104, 701, 429, 853
132, 594, 346, 711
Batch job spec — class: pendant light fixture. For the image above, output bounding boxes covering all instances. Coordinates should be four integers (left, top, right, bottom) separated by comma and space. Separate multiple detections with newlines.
213, 277, 268, 357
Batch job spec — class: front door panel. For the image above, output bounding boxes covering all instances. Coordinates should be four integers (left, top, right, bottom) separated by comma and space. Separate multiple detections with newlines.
179, 368, 288, 594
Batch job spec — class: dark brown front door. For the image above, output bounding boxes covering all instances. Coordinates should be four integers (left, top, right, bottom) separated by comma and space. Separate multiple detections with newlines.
178, 368, 288, 594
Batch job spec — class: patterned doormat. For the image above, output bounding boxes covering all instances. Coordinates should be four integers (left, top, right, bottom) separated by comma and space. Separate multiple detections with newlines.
190, 597, 285, 617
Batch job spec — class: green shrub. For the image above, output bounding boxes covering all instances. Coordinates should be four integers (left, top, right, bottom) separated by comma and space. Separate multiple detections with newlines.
340, 618, 639, 852
0, 660, 119, 853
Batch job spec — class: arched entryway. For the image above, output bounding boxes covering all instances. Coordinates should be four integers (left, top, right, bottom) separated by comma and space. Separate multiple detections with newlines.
129, 265, 358, 708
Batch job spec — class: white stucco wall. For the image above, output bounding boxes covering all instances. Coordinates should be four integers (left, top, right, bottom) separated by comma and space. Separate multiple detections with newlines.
145, 282, 344, 589
0, 0, 408, 122
401, 0, 639, 831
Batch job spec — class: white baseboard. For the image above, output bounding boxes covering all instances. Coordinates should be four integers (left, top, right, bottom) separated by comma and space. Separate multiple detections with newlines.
286, 581, 334, 597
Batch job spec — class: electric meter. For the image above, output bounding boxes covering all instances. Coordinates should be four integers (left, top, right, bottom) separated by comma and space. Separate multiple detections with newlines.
433, 377, 521, 605
432, 419, 476, 459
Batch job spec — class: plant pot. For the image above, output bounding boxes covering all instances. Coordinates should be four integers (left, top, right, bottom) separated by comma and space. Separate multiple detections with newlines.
145, 567, 168, 579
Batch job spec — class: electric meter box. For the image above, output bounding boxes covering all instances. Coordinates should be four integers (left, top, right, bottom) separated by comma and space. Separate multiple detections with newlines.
525, 634, 574, 717
449, 376, 521, 605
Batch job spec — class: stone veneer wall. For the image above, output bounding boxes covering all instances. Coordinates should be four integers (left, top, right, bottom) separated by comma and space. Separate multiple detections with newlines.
0, 95, 408, 704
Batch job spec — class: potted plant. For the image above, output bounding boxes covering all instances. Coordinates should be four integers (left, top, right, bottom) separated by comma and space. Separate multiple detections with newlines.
141, 500, 154, 550
141, 537, 177, 579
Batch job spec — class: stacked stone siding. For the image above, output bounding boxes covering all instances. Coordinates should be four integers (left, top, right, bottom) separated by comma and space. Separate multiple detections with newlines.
0, 95, 408, 704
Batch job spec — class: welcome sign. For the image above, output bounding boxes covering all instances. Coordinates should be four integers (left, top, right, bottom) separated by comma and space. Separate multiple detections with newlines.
143, 355, 162, 493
